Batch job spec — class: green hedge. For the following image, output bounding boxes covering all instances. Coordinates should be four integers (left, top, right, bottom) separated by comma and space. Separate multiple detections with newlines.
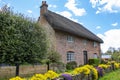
66, 61, 77, 70
89, 58, 100, 66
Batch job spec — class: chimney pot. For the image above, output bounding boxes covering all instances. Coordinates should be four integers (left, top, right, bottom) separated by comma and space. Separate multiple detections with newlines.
40, 1, 48, 17
41, 1, 48, 8
42, 1, 46, 4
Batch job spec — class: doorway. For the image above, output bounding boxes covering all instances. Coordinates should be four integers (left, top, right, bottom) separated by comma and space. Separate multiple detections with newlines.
83, 51, 88, 65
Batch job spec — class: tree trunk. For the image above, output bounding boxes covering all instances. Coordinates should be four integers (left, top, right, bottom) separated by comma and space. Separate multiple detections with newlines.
15, 62, 20, 76
47, 62, 50, 71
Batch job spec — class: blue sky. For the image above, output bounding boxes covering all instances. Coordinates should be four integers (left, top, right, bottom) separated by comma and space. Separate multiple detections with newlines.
0, 0, 120, 53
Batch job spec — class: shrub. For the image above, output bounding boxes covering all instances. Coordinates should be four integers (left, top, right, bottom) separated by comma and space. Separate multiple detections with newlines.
89, 59, 100, 66
66, 61, 77, 70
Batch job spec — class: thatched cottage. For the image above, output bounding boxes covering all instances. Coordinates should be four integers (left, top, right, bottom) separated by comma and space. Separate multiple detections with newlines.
38, 1, 103, 65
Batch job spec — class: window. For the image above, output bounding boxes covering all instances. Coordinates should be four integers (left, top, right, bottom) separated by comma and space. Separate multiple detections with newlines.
93, 42, 97, 47
94, 53, 98, 58
67, 35, 74, 42
67, 51, 75, 61
83, 40, 87, 45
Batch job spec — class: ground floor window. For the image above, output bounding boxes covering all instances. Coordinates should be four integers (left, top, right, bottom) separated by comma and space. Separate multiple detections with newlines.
94, 53, 98, 58
67, 51, 75, 62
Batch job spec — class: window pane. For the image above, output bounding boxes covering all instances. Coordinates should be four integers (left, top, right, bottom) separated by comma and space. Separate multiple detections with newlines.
83, 40, 87, 45
67, 35, 74, 42
93, 42, 97, 47
67, 51, 75, 61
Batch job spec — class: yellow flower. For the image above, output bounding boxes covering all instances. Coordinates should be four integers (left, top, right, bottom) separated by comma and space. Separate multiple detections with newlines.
114, 63, 119, 69
73, 66, 90, 75
9, 76, 25, 80
73, 67, 83, 75
82, 66, 90, 75
92, 68, 98, 80
44, 70, 59, 79
84, 65, 98, 80
98, 64, 108, 69
30, 74, 47, 80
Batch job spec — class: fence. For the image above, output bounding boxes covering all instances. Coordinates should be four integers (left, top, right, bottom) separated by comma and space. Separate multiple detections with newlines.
0, 65, 47, 78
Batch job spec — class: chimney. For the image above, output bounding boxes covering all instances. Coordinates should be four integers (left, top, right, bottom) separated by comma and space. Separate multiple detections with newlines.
40, 1, 48, 15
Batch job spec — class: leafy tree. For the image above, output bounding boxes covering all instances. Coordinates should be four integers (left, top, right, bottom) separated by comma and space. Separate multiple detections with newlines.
42, 50, 61, 70
106, 47, 120, 62
112, 51, 120, 62
0, 6, 48, 75
105, 47, 115, 55
47, 50, 61, 63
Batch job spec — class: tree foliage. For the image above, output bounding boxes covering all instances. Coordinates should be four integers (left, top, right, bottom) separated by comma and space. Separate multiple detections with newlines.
0, 6, 48, 65
47, 50, 61, 64
105, 47, 120, 62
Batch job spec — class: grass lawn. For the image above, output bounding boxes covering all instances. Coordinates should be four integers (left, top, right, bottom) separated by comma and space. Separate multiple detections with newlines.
99, 69, 120, 80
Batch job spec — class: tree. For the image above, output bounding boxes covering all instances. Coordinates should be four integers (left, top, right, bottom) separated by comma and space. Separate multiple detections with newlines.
106, 47, 120, 62
0, 6, 48, 75
105, 47, 115, 55
43, 50, 61, 71
111, 50, 120, 62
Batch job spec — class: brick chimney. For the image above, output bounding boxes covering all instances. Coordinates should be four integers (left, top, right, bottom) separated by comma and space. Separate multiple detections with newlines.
40, 1, 48, 15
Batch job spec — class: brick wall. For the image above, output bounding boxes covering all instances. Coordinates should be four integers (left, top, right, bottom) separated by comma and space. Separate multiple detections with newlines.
0, 65, 47, 78
55, 30, 101, 66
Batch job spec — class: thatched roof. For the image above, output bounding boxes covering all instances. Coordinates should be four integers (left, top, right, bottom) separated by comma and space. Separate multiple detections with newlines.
43, 10, 103, 43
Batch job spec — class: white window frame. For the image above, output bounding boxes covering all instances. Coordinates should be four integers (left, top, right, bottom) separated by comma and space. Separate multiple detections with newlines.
83, 40, 87, 45
93, 42, 97, 47
67, 51, 75, 62
67, 35, 74, 42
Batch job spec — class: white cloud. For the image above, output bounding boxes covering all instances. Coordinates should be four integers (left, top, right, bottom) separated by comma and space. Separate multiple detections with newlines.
59, 11, 72, 18
97, 29, 120, 53
58, 11, 78, 22
49, 4, 57, 8
96, 26, 101, 29
27, 10, 32, 14
96, 10, 100, 14
90, 0, 98, 8
65, 0, 86, 16
90, 0, 120, 13
96, 7, 102, 14
111, 22, 118, 27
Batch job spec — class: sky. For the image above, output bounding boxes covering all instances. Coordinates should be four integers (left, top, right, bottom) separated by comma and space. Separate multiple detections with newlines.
0, 0, 120, 53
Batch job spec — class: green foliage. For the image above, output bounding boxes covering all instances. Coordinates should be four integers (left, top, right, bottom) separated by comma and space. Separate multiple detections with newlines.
105, 47, 120, 62
0, 7, 48, 65
47, 50, 61, 63
88, 58, 100, 66
66, 61, 77, 70
99, 69, 120, 80
112, 52, 120, 62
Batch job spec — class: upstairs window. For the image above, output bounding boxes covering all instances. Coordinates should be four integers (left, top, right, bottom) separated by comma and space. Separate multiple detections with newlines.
93, 42, 97, 47
83, 40, 87, 45
67, 51, 75, 62
67, 35, 74, 42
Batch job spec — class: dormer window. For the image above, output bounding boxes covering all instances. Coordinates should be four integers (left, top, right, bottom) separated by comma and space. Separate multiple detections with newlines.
67, 35, 74, 42
93, 42, 97, 47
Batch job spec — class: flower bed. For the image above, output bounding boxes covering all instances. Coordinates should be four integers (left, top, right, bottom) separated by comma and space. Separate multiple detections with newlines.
9, 62, 120, 80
